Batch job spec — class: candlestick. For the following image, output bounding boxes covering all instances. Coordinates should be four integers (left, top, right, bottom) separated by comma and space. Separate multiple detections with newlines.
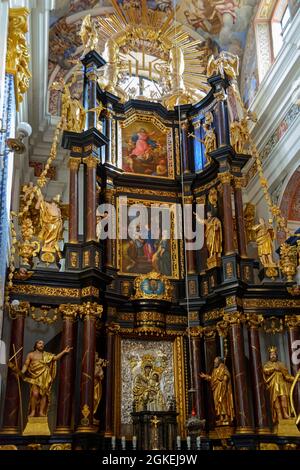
132, 435, 137, 450
111, 435, 116, 450
196, 436, 201, 450
121, 436, 126, 450
176, 435, 181, 450
187, 436, 191, 450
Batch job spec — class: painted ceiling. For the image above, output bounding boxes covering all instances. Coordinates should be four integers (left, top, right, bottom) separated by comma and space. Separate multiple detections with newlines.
48, 0, 260, 114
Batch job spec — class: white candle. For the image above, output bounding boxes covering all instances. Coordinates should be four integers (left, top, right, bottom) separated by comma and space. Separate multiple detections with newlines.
132, 435, 137, 450
196, 436, 201, 450
111, 436, 116, 449
176, 435, 181, 450
187, 436, 191, 450
121, 436, 126, 450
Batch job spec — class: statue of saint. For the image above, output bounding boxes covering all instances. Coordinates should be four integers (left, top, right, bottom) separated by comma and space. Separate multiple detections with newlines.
199, 356, 235, 426
16, 340, 72, 417
35, 189, 63, 256
263, 346, 295, 423
252, 217, 276, 267
133, 362, 165, 412
79, 14, 98, 52
195, 211, 222, 259
230, 118, 249, 154
93, 353, 108, 425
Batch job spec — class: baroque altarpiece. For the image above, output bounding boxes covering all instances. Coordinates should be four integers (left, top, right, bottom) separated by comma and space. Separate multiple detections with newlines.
0, 4, 300, 451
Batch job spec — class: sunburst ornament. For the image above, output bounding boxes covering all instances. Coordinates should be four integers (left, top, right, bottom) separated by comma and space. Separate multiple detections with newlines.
80, 0, 210, 108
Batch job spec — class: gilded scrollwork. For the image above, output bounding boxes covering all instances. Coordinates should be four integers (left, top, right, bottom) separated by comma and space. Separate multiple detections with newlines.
132, 271, 173, 301
6, 8, 31, 109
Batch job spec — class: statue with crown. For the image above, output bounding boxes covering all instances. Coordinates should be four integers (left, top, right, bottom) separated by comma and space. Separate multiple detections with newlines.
263, 346, 300, 436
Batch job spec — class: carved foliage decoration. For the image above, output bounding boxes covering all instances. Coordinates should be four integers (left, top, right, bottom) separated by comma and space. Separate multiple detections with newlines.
6, 8, 31, 109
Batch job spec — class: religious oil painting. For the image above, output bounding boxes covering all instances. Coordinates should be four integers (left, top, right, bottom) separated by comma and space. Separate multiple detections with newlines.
120, 118, 174, 178
117, 197, 180, 279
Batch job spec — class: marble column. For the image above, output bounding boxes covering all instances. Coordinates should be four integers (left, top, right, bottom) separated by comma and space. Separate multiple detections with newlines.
77, 302, 103, 432
189, 327, 205, 421
83, 156, 99, 242
218, 172, 235, 255
104, 324, 120, 437
247, 315, 270, 433
285, 315, 300, 413
55, 304, 78, 433
225, 312, 253, 433
203, 327, 218, 429
86, 68, 98, 129
181, 120, 190, 173
234, 177, 247, 258
104, 189, 115, 268
2, 302, 29, 433
68, 158, 80, 244
105, 110, 113, 164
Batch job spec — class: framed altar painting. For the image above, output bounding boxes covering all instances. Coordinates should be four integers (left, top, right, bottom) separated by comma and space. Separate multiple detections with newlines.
117, 197, 181, 279
118, 114, 175, 178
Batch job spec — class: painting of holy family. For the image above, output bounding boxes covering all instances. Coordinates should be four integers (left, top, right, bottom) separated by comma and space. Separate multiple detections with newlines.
121, 120, 172, 178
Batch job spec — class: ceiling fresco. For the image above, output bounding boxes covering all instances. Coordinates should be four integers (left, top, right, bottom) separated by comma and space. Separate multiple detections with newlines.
48, 0, 260, 115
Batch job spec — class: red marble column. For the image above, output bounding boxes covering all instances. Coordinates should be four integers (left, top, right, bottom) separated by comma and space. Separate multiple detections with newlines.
105, 110, 112, 164
77, 302, 103, 432
219, 172, 235, 255
103, 324, 119, 437
225, 312, 253, 433
234, 178, 248, 258
1, 302, 29, 433
55, 305, 77, 433
104, 189, 115, 268
203, 327, 218, 430
190, 327, 205, 422
68, 158, 80, 244
83, 156, 99, 242
247, 315, 270, 434
286, 315, 300, 413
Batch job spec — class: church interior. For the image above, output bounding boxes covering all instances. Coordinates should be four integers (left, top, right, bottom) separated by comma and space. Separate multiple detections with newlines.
0, 0, 300, 452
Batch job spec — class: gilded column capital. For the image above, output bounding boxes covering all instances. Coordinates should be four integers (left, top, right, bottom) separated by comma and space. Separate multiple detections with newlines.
233, 176, 245, 189
246, 313, 264, 329
86, 70, 98, 82
82, 156, 100, 168
68, 157, 81, 171
284, 315, 300, 329
9, 300, 30, 319
223, 311, 245, 325
203, 325, 216, 339
79, 302, 103, 320
216, 320, 229, 337
218, 172, 232, 185
58, 304, 79, 320
106, 323, 121, 335
181, 119, 189, 131
6, 8, 31, 110
187, 326, 203, 337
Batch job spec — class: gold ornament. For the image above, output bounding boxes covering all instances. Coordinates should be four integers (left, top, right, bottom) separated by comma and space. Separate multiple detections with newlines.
79, 14, 98, 53
279, 243, 297, 282
230, 118, 250, 154
6, 8, 31, 109
252, 218, 277, 270
207, 51, 239, 80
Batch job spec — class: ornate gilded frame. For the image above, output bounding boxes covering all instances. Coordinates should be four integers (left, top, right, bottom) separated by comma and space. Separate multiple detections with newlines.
117, 196, 181, 279
117, 111, 175, 179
